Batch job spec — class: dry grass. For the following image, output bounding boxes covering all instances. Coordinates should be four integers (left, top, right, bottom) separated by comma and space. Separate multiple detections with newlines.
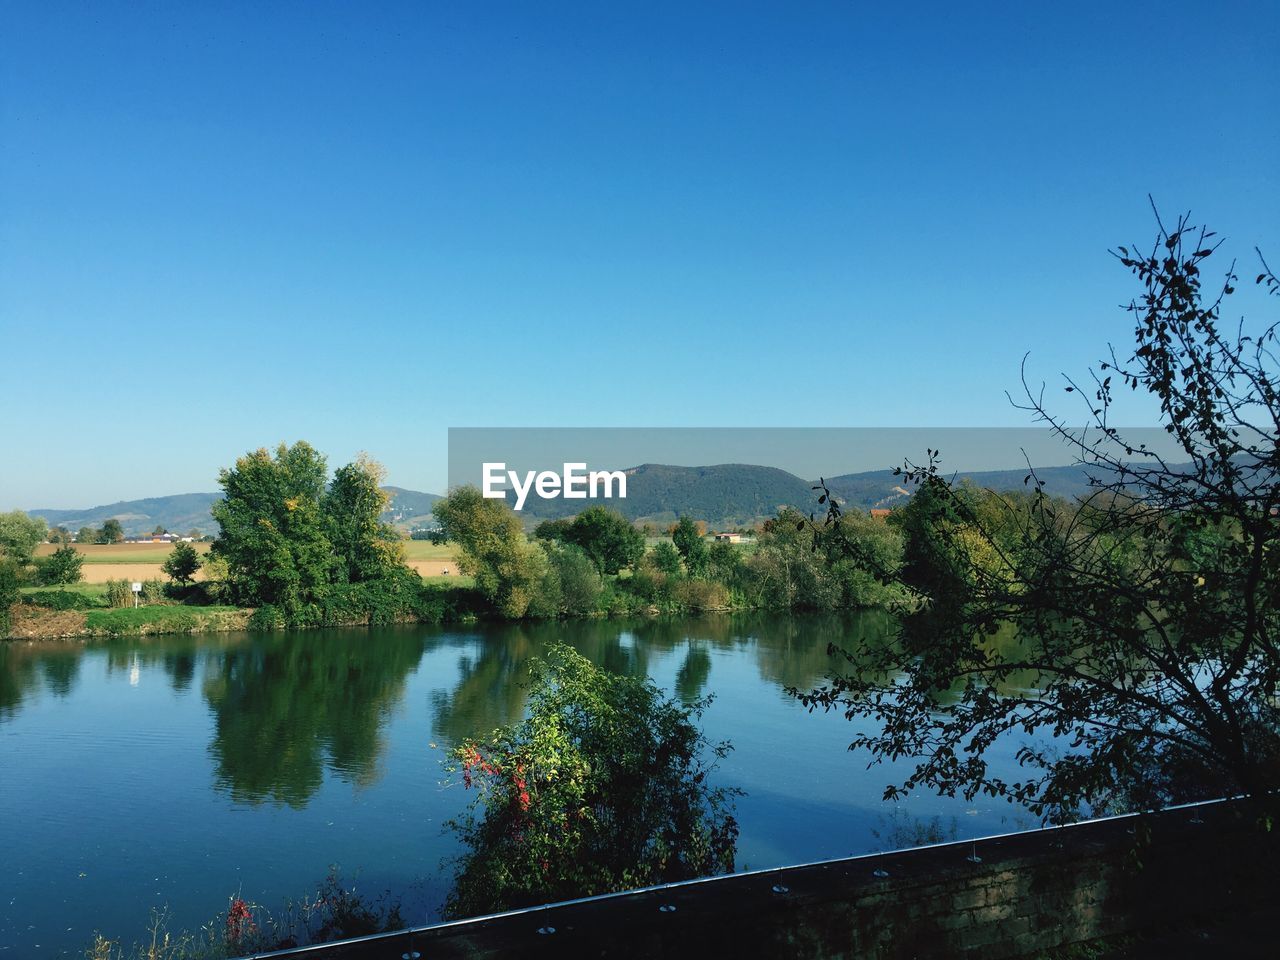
34, 542, 213, 563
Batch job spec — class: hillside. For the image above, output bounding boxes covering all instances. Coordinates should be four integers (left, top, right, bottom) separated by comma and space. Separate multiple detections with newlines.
24, 462, 1108, 538
28, 487, 443, 537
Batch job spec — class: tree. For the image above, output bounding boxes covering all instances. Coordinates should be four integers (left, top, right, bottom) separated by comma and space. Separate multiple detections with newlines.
0, 511, 47, 564
324, 455, 405, 584
152, 525, 168, 536
162, 541, 201, 585
671, 516, 708, 575
649, 540, 684, 576
100, 519, 124, 544
803, 211, 1280, 821
559, 506, 645, 575
210, 442, 335, 611
443, 644, 738, 919
76, 526, 98, 545
433, 487, 551, 618
47, 526, 72, 545
0, 557, 20, 635
36, 545, 84, 586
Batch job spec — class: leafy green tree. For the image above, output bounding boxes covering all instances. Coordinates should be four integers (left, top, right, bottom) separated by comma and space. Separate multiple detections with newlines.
805, 213, 1280, 820
151, 525, 168, 536
532, 518, 573, 542
444, 644, 738, 918
36, 545, 83, 586
649, 540, 683, 576
47, 526, 72, 545
0, 557, 20, 635
76, 526, 98, 545
433, 487, 549, 618
544, 542, 603, 615
671, 516, 707, 574
559, 506, 644, 575
210, 442, 335, 611
0, 511, 47, 564
324, 455, 405, 584
162, 541, 201, 585
100, 519, 124, 544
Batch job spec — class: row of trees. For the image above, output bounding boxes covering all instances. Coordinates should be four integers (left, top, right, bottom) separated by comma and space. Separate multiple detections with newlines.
208, 443, 439, 627
432, 488, 911, 620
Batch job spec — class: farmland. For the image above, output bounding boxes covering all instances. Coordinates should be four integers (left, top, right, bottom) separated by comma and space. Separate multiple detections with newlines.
31, 539, 461, 582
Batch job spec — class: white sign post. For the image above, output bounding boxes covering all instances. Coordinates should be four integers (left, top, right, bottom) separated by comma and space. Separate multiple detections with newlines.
131, 581, 142, 608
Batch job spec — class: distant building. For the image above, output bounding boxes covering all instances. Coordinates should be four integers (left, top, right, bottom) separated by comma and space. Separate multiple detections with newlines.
713, 532, 746, 543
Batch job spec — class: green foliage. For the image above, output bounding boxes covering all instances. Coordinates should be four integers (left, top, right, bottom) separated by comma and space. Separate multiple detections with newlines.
544, 542, 604, 616
35, 544, 84, 586
649, 540, 683, 576
22, 588, 104, 611
210, 442, 335, 611
552, 506, 644, 575
0, 556, 20, 634
77, 526, 99, 545
671, 516, 707, 574
0, 510, 47, 564
162, 542, 201, 584
803, 213, 1280, 820
100, 519, 124, 544
141, 578, 166, 604
745, 507, 905, 611
444, 644, 739, 918
209, 444, 417, 623
324, 456, 405, 585
47, 526, 72, 544
433, 487, 550, 618
105, 579, 133, 608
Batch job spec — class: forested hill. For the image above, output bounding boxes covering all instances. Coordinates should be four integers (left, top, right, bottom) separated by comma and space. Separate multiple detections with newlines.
505, 461, 1103, 527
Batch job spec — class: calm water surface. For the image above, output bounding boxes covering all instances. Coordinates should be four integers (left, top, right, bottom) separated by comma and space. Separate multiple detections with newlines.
0, 613, 1041, 956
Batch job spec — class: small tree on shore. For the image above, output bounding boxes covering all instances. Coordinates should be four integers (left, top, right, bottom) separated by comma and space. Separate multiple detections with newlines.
162, 541, 201, 585
36, 545, 84, 586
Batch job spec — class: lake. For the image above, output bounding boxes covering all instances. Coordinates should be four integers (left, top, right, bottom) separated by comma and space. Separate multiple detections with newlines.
0, 613, 1043, 956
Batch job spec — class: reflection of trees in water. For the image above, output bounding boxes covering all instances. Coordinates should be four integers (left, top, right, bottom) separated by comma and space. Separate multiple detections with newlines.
0, 644, 85, 719
429, 620, 653, 745
0, 644, 41, 720
203, 629, 426, 807
428, 612, 908, 744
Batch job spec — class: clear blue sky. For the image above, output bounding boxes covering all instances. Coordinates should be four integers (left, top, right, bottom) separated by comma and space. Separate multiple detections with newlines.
2, 1, 1277, 507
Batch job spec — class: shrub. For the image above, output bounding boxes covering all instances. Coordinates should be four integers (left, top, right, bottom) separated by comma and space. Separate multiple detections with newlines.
0, 557, 20, 634
672, 578, 730, 612
141, 579, 166, 604
248, 605, 286, 630
34, 544, 84, 586
444, 644, 739, 919
22, 589, 102, 611
105, 579, 133, 608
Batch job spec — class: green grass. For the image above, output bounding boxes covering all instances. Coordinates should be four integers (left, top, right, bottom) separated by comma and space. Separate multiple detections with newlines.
403, 541, 456, 561
83, 605, 246, 636
20, 583, 109, 599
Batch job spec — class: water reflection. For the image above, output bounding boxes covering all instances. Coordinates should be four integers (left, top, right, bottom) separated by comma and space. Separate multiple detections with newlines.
202, 631, 427, 807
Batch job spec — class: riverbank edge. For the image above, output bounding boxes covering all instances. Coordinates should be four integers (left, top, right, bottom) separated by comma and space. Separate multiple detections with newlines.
1, 599, 743, 642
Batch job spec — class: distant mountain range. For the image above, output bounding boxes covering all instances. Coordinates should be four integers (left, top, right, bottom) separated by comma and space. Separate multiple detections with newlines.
500, 461, 1106, 527
26, 461, 1105, 536
27, 488, 442, 538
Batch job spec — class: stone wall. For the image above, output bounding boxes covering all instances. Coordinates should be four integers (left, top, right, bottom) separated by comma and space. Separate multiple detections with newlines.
257, 798, 1273, 959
